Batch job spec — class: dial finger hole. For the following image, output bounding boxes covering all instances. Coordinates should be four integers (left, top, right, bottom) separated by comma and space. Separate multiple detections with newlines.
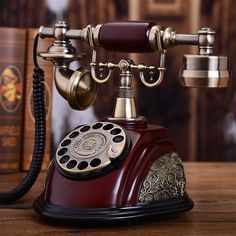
69, 131, 79, 138
61, 139, 71, 147
80, 125, 91, 132
58, 148, 68, 156
92, 123, 103, 129
112, 135, 124, 143
59, 155, 70, 164
90, 158, 101, 167
66, 160, 77, 169
110, 128, 121, 135
103, 124, 114, 130
78, 161, 89, 170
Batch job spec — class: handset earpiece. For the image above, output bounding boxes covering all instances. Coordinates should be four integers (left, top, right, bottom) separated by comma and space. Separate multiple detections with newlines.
54, 66, 97, 110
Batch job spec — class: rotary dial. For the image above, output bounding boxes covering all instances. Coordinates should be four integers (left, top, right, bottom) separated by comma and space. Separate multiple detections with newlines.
56, 122, 127, 175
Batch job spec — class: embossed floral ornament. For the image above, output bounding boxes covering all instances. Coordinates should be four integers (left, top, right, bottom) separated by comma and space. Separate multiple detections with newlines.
139, 152, 186, 202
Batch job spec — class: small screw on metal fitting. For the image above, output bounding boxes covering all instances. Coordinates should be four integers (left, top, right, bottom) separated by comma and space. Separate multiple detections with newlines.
118, 59, 134, 71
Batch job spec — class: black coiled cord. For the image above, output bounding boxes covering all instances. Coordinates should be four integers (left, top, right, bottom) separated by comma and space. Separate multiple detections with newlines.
0, 34, 46, 204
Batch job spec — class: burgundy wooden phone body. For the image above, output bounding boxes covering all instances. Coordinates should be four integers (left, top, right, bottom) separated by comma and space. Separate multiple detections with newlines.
40, 122, 173, 207
34, 120, 193, 222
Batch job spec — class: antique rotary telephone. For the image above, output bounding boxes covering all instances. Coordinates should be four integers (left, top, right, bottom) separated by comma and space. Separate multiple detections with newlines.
0, 21, 231, 223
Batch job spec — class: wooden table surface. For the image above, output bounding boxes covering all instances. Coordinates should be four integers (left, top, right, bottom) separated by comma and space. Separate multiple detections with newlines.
0, 163, 236, 236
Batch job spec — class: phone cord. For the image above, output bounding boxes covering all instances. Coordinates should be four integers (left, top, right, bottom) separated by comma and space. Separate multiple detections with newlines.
0, 34, 46, 204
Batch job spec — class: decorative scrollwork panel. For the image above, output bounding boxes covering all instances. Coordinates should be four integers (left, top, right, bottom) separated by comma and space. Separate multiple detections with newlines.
138, 152, 186, 202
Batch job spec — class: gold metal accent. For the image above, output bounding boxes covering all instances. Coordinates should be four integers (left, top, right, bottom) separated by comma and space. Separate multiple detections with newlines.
38, 52, 83, 61
179, 55, 231, 88
54, 66, 97, 110
138, 152, 186, 202
162, 27, 175, 49
111, 61, 139, 119
139, 52, 166, 87
90, 50, 113, 83
113, 97, 138, 119
89, 30, 167, 87
38, 26, 54, 38
149, 25, 162, 51
56, 122, 127, 175
108, 117, 146, 122
198, 28, 215, 55
38, 21, 82, 64
93, 24, 102, 47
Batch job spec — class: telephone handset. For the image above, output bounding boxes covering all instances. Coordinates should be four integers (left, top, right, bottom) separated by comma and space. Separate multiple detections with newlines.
0, 21, 231, 223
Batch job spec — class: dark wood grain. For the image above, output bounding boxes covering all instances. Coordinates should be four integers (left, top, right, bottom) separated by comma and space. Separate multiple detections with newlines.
0, 163, 236, 235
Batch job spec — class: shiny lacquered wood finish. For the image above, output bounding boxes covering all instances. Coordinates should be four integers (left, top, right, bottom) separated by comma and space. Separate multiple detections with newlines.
41, 123, 175, 208
98, 21, 156, 52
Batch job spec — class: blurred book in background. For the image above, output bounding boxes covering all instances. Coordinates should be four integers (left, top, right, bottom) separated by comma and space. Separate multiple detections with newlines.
0, 27, 53, 173
0, 28, 26, 172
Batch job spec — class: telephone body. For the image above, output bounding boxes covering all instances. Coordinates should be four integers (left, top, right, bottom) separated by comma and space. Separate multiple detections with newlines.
0, 21, 231, 223
34, 119, 191, 222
